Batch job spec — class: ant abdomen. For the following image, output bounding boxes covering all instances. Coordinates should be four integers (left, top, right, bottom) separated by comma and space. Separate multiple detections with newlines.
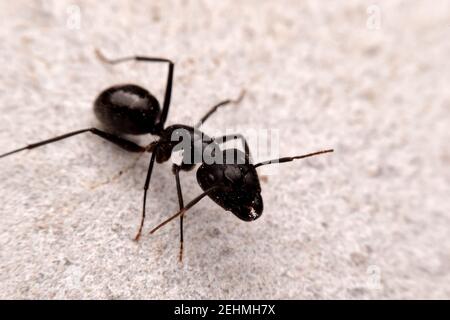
94, 84, 161, 135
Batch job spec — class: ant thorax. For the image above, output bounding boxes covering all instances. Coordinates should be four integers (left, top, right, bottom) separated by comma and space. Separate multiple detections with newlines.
155, 125, 216, 169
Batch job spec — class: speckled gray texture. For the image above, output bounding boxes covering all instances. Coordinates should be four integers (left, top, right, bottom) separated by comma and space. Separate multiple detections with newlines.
0, 1, 449, 299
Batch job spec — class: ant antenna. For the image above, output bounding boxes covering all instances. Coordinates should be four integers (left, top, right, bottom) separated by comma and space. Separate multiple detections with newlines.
254, 149, 334, 168
149, 186, 220, 234
0, 146, 28, 159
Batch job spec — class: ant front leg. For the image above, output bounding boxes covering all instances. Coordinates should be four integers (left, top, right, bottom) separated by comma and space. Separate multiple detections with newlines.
95, 49, 174, 131
173, 165, 185, 262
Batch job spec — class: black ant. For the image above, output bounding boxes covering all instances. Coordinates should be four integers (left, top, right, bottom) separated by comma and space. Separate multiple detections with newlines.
0, 50, 333, 261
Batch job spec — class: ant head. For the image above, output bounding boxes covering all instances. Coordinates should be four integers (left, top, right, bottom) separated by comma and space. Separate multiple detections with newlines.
196, 149, 264, 221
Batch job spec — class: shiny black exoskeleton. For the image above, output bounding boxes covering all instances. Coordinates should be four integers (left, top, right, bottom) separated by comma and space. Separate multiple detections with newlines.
0, 50, 333, 261
197, 149, 263, 221
94, 84, 161, 135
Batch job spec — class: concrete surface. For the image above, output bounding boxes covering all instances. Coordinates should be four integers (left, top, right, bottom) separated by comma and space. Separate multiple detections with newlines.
0, 0, 449, 299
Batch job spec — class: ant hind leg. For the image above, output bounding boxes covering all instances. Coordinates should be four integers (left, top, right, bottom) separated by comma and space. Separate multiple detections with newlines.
0, 128, 146, 159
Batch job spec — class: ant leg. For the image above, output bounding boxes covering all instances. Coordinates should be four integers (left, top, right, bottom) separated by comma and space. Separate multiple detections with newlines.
0, 128, 145, 159
194, 90, 246, 128
96, 49, 174, 131
134, 149, 158, 241
173, 165, 185, 262
214, 133, 252, 162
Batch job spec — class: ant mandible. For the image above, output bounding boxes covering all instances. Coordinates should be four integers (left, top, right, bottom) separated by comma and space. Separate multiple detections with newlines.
0, 50, 333, 261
